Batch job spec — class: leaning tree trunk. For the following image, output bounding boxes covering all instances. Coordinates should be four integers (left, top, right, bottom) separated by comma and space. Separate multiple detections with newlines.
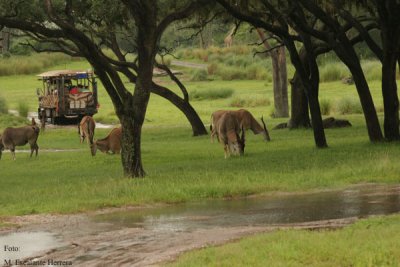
334, 46, 383, 142
381, 26, 400, 141
151, 83, 207, 136
285, 38, 327, 148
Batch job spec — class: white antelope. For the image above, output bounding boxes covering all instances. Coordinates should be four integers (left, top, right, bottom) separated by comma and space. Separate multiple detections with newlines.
210, 109, 270, 143
215, 112, 245, 158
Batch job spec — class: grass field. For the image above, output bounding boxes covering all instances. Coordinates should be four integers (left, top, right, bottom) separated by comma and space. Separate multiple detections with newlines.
0, 114, 399, 216
169, 214, 400, 267
0, 55, 399, 266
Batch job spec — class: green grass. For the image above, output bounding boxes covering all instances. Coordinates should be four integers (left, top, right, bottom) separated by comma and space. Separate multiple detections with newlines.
168, 214, 400, 267
190, 88, 234, 101
0, 53, 397, 219
1, 114, 400, 217
0, 53, 73, 76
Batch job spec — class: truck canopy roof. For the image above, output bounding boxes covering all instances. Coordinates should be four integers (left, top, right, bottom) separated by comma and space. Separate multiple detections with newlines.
37, 70, 94, 79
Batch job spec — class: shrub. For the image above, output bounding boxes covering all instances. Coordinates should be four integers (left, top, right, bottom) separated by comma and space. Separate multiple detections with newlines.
362, 60, 382, 82
0, 114, 28, 130
0, 53, 72, 76
319, 98, 333, 115
190, 69, 208, 81
190, 88, 234, 101
336, 97, 363, 115
0, 95, 8, 114
17, 102, 29, 118
229, 96, 271, 107
207, 63, 219, 75
245, 65, 271, 81
320, 62, 349, 82
217, 65, 247, 80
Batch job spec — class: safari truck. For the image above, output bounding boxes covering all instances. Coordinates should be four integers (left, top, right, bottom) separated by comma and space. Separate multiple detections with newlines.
36, 70, 98, 124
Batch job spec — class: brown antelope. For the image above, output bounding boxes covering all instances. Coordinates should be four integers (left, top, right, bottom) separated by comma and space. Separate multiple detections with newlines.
78, 116, 96, 156
0, 118, 40, 160
210, 109, 270, 142
215, 112, 245, 158
92, 127, 122, 156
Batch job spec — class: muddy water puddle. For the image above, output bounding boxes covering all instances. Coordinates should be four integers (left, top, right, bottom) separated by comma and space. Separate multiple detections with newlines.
94, 183, 400, 231
0, 232, 65, 263
1, 184, 399, 266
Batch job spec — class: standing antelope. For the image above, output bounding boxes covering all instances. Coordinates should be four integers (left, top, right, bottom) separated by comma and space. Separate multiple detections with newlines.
78, 116, 96, 156
215, 112, 245, 158
211, 109, 270, 142
0, 118, 40, 160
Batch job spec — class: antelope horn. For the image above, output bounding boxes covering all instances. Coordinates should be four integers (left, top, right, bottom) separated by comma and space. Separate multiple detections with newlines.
261, 116, 271, 141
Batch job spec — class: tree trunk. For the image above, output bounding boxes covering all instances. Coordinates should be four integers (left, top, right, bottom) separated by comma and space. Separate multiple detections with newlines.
151, 83, 207, 136
284, 38, 327, 148
288, 71, 311, 128
381, 24, 400, 140
288, 47, 311, 128
278, 46, 289, 117
334, 47, 383, 142
120, 77, 150, 178
256, 29, 289, 118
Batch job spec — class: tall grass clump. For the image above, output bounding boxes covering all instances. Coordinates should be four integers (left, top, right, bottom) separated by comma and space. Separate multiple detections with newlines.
0, 114, 28, 130
319, 61, 349, 82
336, 97, 363, 115
217, 65, 247, 80
229, 95, 271, 107
190, 88, 233, 101
319, 98, 333, 115
0, 53, 72, 76
17, 102, 30, 118
361, 60, 382, 82
0, 95, 8, 114
190, 69, 208, 81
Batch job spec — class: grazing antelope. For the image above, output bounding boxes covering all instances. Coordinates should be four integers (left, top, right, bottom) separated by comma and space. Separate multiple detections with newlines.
0, 118, 40, 160
78, 115, 96, 156
215, 112, 245, 158
92, 127, 122, 156
210, 109, 270, 142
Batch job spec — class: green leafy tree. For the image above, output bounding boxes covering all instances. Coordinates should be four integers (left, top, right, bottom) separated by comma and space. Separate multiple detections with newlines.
0, 0, 210, 177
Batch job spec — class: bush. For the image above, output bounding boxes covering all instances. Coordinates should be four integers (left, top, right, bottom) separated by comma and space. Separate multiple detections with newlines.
245, 65, 271, 81
229, 96, 271, 107
0, 53, 72, 76
0, 95, 8, 114
17, 102, 29, 118
362, 60, 382, 82
0, 114, 28, 130
217, 65, 247, 80
190, 88, 234, 101
319, 98, 333, 115
190, 69, 208, 81
336, 97, 363, 115
320, 62, 349, 82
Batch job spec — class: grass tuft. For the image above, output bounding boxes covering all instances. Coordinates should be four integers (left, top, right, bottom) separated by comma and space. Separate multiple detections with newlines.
190, 88, 233, 101
229, 95, 271, 107
336, 97, 363, 115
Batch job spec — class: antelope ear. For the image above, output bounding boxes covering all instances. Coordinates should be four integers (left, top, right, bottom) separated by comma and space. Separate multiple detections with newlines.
31, 118, 36, 125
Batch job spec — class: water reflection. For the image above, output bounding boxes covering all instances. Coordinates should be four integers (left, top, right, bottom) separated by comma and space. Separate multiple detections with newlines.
95, 184, 400, 232
0, 232, 63, 262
